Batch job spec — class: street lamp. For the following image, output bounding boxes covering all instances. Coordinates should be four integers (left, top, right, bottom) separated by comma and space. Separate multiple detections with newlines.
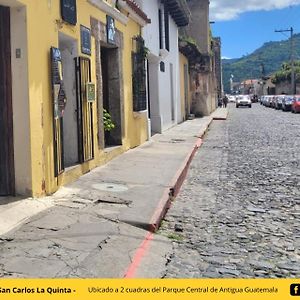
230, 74, 234, 94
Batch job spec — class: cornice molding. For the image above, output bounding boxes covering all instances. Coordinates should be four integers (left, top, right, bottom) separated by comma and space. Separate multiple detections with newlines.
87, 0, 129, 25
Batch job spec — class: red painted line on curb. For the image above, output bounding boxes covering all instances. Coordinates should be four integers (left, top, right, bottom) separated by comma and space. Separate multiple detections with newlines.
124, 231, 154, 278
124, 136, 205, 278
169, 138, 203, 198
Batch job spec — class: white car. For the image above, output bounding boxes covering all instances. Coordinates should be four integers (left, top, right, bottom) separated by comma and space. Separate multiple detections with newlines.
228, 95, 236, 103
236, 95, 252, 108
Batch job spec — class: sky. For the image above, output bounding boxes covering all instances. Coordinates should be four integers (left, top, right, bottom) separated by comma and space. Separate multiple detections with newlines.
210, 0, 300, 59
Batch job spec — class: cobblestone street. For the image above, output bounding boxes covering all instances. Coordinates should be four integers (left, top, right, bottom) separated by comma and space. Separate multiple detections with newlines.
159, 103, 300, 278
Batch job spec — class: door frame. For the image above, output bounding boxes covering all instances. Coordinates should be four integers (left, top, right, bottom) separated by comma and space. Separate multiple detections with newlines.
0, 6, 15, 196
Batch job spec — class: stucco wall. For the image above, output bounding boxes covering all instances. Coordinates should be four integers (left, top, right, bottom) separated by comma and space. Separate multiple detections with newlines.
136, 0, 182, 132
10, 5, 32, 195
135, 0, 160, 57
179, 53, 189, 121
6, 0, 148, 196
185, 0, 210, 54
275, 81, 300, 95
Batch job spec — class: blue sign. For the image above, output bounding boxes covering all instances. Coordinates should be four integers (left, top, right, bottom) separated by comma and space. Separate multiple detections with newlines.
107, 15, 116, 44
81, 25, 91, 55
61, 0, 77, 25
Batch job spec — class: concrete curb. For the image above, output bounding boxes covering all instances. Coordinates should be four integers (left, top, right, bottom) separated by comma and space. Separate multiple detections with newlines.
149, 116, 214, 232
0, 198, 54, 236
124, 117, 214, 278
148, 138, 203, 232
212, 108, 228, 120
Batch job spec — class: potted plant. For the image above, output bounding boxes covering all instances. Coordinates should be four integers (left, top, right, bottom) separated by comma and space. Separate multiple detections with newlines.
103, 108, 115, 132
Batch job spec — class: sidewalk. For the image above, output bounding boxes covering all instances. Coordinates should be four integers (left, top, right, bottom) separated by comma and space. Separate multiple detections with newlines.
0, 108, 228, 278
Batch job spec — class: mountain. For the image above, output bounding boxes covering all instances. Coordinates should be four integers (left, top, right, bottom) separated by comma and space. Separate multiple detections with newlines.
222, 33, 300, 93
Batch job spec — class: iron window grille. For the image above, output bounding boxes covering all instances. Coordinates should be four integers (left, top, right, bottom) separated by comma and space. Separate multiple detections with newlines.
132, 36, 148, 112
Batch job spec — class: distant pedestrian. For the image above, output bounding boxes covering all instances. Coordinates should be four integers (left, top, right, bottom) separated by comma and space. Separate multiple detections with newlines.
222, 95, 228, 108
218, 98, 223, 108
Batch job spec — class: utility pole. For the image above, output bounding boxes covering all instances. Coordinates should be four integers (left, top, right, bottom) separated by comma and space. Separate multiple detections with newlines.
275, 27, 295, 94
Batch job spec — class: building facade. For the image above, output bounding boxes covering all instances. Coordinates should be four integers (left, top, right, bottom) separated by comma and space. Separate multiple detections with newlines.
0, 0, 150, 197
0, 0, 218, 199
134, 0, 190, 134
182, 0, 217, 116
212, 37, 223, 101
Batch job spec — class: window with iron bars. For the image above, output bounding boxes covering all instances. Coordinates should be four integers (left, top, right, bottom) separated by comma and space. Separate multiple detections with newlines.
132, 36, 148, 112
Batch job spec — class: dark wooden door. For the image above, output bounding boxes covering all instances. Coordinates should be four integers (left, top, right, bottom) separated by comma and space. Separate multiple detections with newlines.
50, 47, 65, 177
0, 6, 15, 196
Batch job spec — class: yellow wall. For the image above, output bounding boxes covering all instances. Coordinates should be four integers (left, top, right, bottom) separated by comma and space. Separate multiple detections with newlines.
179, 53, 189, 121
16, 0, 148, 196
121, 19, 148, 148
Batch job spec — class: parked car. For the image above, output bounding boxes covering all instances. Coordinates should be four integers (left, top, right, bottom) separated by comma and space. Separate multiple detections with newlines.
273, 95, 285, 110
263, 95, 274, 107
236, 95, 251, 108
291, 96, 300, 113
251, 94, 259, 103
269, 96, 276, 108
282, 95, 294, 111
228, 95, 236, 103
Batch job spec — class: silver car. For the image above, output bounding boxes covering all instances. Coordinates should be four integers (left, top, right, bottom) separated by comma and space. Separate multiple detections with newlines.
236, 95, 252, 108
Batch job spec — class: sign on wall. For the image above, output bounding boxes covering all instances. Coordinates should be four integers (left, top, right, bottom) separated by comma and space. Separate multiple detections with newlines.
106, 15, 116, 44
61, 0, 77, 25
86, 82, 96, 102
80, 25, 91, 55
50, 47, 67, 119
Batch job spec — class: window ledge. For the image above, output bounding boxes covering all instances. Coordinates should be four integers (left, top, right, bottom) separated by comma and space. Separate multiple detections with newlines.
87, 0, 129, 25
133, 110, 147, 118
159, 48, 169, 59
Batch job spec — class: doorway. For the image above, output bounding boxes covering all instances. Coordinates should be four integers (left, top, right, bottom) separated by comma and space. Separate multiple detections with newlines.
170, 63, 175, 121
0, 6, 15, 195
100, 46, 122, 148
59, 33, 79, 168
184, 63, 189, 119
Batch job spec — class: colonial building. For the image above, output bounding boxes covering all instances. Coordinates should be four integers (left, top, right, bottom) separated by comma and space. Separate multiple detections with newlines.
181, 0, 218, 116
0, 0, 150, 197
212, 37, 223, 101
134, 0, 190, 134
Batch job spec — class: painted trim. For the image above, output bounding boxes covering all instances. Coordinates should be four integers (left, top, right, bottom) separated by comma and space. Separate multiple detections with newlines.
87, 0, 129, 25
118, 0, 148, 27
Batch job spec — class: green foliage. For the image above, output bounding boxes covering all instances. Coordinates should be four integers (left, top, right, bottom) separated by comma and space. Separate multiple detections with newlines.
134, 35, 149, 60
179, 35, 198, 47
103, 109, 115, 132
166, 233, 184, 241
271, 61, 300, 83
223, 33, 300, 92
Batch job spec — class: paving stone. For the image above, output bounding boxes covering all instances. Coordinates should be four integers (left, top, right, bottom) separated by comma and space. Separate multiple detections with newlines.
158, 105, 300, 278
216, 267, 241, 277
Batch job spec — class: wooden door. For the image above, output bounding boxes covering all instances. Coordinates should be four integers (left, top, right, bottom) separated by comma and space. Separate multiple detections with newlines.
0, 6, 14, 195
75, 57, 94, 163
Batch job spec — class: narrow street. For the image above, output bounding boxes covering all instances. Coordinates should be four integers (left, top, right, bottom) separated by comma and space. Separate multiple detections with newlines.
157, 103, 300, 278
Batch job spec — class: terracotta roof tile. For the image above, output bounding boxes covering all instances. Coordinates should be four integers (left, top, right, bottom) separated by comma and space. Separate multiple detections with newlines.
124, 0, 151, 23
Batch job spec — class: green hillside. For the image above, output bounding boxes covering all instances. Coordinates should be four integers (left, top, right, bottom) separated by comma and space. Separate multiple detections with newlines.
222, 33, 300, 93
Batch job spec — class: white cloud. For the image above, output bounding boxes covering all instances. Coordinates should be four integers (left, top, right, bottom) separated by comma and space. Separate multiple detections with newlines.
210, 0, 300, 21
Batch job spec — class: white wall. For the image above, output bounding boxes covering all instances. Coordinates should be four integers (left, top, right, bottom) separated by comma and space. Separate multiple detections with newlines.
136, 0, 182, 133
11, 5, 32, 195
136, 0, 160, 57
158, 15, 180, 131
